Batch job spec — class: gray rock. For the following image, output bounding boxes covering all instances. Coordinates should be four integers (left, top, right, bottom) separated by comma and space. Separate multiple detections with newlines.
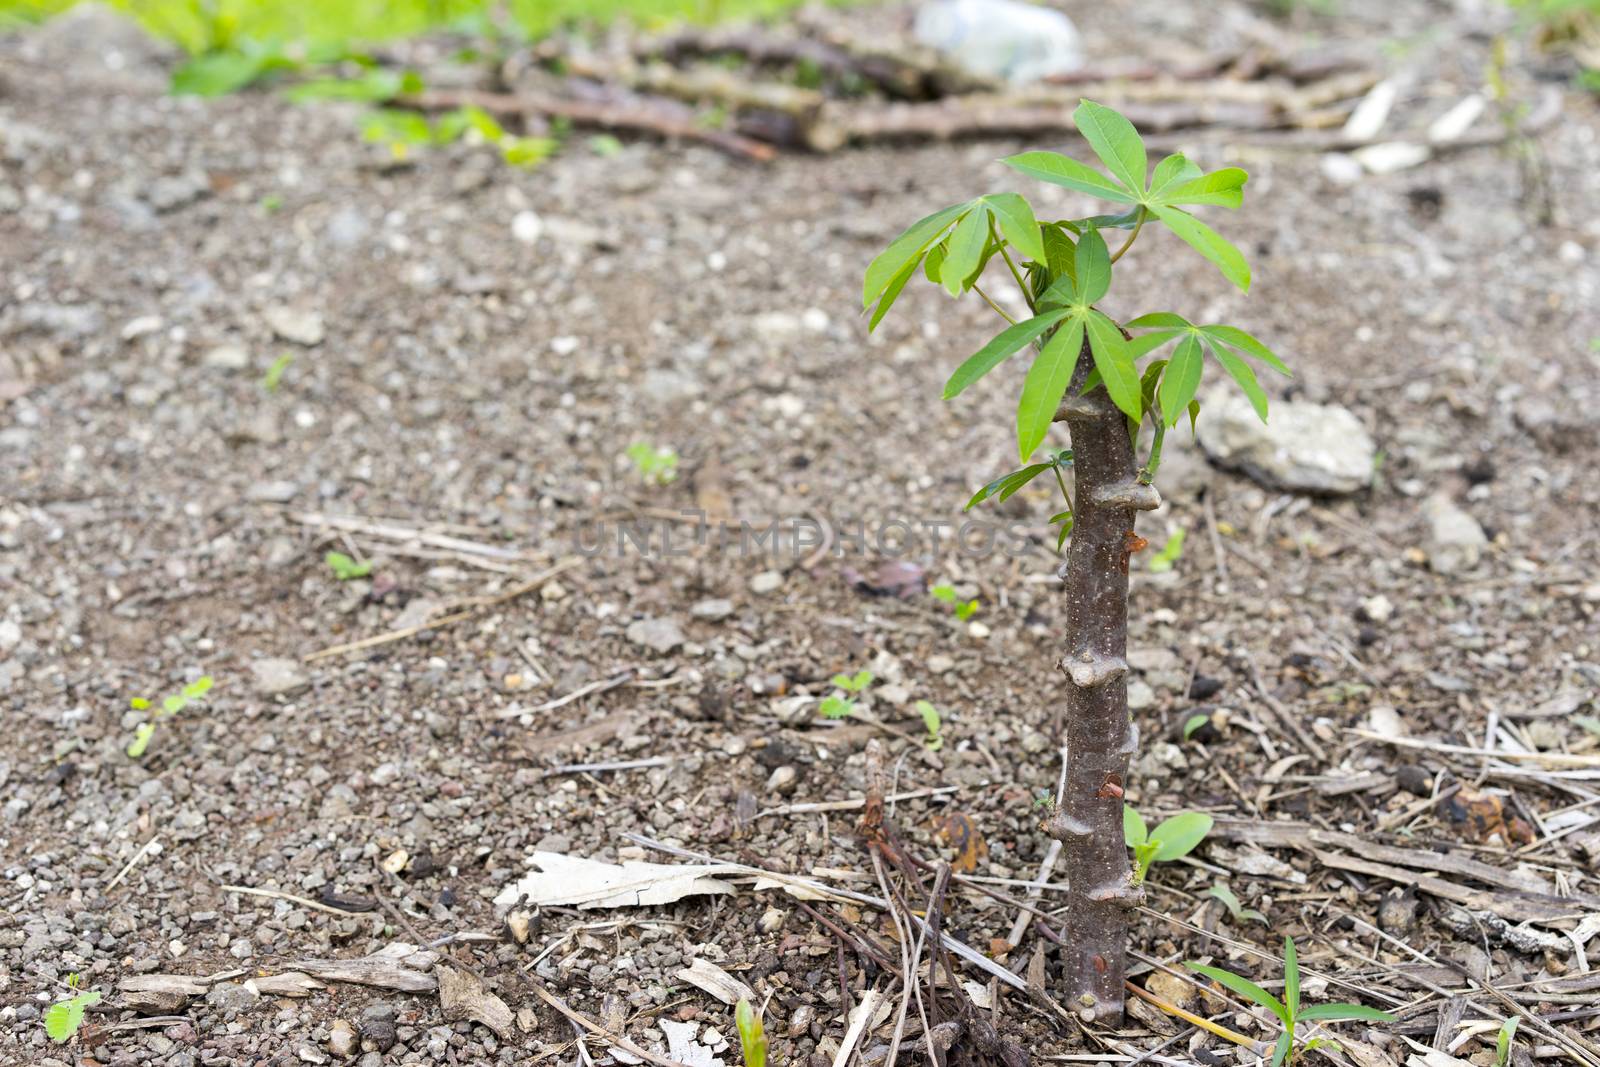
1423, 494, 1487, 574
359, 1003, 398, 1052
1198, 392, 1375, 495
1126, 679, 1156, 711
204, 982, 259, 1016
625, 617, 686, 655
749, 571, 784, 595
246, 480, 299, 503
203, 344, 251, 371
689, 598, 734, 621
144, 170, 210, 214
252, 657, 309, 697
328, 1019, 358, 1059
264, 306, 326, 346
13, 302, 103, 341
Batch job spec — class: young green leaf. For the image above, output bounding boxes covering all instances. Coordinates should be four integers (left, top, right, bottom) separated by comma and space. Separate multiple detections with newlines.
1149, 153, 1201, 197
1297, 1003, 1397, 1023
735, 998, 768, 1067
941, 207, 990, 297
863, 201, 972, 307
1003, 151, 1136, 203
1015, 317, 1085, 460
1149, 205, 1250, 292
1157, 168, 1249, 209
1125, 312, 1191, 330
1073, 99, 1147, 196
1200, 325, 1291, 376
916, 700, 944, 750
1271, 1031, 1292, 1067
1085, 311, 1141, 419
869, 255, 921, 332
984, 193, 1045, 262
1495, 1016, 1520, 1067
964, 462, 1053, 510
943, 309, 1072, 399
819, 695, 855, 719
44, 990, 101, 1042
126, 722, 156, 759
1283, 936, 1301, 1017
1183, 713, 1210, 740
1150, 811, 1213, 862
1211, 344, 1269, 422
1074, 227, 1111, 304
1188, 964, 1290, 1025
1123, 804, 1148, 847
1041, 224, 1077, 281
1159, 334, 1205, 428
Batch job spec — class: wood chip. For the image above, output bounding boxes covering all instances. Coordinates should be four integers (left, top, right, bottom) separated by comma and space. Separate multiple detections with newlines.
438, 964, 514, 1039
675, 958, 756, 1006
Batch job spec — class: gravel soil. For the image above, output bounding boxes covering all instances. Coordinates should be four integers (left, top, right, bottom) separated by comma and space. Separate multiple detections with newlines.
3, 3, 1599, 1066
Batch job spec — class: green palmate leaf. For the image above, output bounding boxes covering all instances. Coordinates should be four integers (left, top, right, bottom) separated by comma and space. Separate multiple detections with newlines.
1188, 964, 1289, 1025
1149, 153, 1202, 197
965, 462, 1054, 510
1159, 334, 1204, 428
943, 309, 1072, 399
1074, 227, 1111, 304
1150, 204, 1250, 292
44, 990, 101, 1042
942, 207, 990, 297
1016, 317, 1085, 460
984, 192, 1045, 262
1284, 936, 1301, 1016
1041, 224, 1077, 282
1081, 208, 1143, 230
1123, 804, 1148, 847
1127, 330, 1180, 360
869, 255, 920, 331
1157, 168, 1249, 209
1211, 343, 1269, 422
864, 200, 973, 308
1271, 1032, 1292, 1067
1150, 811, 1213, 862
1125, 312, 1191, 329
1038, 273, 1078, 309
171, 49, 280, 96
1052, 511, 1074, 551
1004, 151, 1137, 203
1297, 1003, 1397, 1023
1085, 311, 1141, 419
1201, 324, 1291, 376
1073, 99, 1147, 195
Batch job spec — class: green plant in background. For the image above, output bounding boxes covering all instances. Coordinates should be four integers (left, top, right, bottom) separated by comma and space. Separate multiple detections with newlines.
1189, 937, 1395, 1066
818, 669, 872, 719
1495, 1016, 1520, 1067
930, 583, 979, 621
915, 699, 944, 751
325, 550, 373, 580
1123, 805, 1213, 884
261, 352, 294, 391
127, 676, 214, 757
625, 443, 680, 486
734, 998, 768, 1067
1209, 883, 1267, 925
1146, 526, 1186, 573
44, 973, 101, 1043
865, 97, 1288, 1019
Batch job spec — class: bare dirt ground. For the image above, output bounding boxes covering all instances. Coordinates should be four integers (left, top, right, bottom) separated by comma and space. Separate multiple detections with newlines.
3, 2, 1600, 1066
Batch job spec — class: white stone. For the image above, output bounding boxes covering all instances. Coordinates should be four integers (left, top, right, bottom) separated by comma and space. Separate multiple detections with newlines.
264, 306, 325, 346
749, 571, 783, 595
1424, 494, 1487, 575
511, 210, 544, 245
1198, 392, 1375, 495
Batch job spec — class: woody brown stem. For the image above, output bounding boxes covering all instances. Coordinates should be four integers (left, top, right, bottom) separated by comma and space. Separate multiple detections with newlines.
1048, 341, 1158, 1022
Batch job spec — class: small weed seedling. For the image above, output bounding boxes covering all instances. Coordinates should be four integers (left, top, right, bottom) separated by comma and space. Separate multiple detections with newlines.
626, 443, 680, 486
261, 352, 294, 391
44, 973, 101, 1043
735, 998, 768, 1067
916, 700, 944, 751
1495, 1016, 1520, 1067
819, 670, 873, 719
1189, 937, 1394, 1066
1208, 883, 1267, 925
865, 96, 1287, 1018
1123, 805, 1213, 884
127, 676, 214, 758
1146, 526, 1186, 573
1182, 712, 1210, 740
325, 550, 373, 580
931, 583, 980, 621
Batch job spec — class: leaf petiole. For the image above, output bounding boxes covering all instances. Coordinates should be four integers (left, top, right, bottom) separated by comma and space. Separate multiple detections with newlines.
1109, 206, 1147, 264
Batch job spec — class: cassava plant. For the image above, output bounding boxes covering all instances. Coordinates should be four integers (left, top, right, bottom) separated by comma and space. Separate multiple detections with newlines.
863, 98, 1289, 1021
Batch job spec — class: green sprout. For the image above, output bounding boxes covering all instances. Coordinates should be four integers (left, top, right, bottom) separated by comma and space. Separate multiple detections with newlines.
1147, 526, 1187, 573
930, 583, 980, 621
819, 670, 873, 720
1495, 1017, 1520, 1067
325, 550, 373, 580
1189, 937, 1395, 1066
44, 974, 101, 1043
261, 352, 294, 391
735, 998, 768, 1067
1123, 805, 1213, 884
915, 700, 944, 751
1182, 712, 1210, 740
1209, 883, 1267, 925
127, 676, 214, 758
625, 443, 679, 486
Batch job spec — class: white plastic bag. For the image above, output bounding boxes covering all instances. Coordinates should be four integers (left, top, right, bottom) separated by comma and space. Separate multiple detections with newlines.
914, 0, 1084, 84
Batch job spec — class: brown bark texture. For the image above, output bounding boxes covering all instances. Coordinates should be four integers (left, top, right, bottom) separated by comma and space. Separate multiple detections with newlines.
1046, 345, 1160, 1022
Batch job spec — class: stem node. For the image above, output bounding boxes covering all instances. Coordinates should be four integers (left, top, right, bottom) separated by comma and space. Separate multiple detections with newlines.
1060, 651, 1127, 689
1089, 480, 1162, 511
